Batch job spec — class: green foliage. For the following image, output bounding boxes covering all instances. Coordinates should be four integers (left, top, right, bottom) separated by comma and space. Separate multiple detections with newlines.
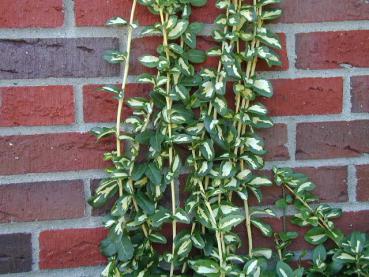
89, 0, 369, 276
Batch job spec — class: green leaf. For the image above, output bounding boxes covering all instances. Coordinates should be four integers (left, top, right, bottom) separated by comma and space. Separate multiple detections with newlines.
149, 233, 167, 244
200, 139, 215, 161
168, 19, 189, 39
106, 17, 128, 26
139, 55, 159, 68
145, 163, 162, 185
150, 208, 171, 227
135, 191, 155, 215
116, 235, 134, 261
250, 218, 273, 237
244, 259, 259, 275
174, 208, 191, 224
103, 50, 126, 64
276, 261, 294, 277
88, 179, 118, 208
189, 259, 220, 275
219, 213, 245, 232
190, 0, 207, 7
90, 127, 116, 139
187, 49, 206, 63
261, 9, 282, 21
192, 232, 205, 249
305, 227, 328, 245
312, 245, 327, 266
99, 85, 124, 99
252, 78, 273, 97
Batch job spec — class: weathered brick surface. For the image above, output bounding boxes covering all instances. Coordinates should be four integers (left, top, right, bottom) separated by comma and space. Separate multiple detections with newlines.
0, 0, 64, 28
296, 121, 369, 160
356, 164, 369, 202
0, 180, 85, 223
296, 31, 369, 70
83, 83, 151, 123
259, 124, 289, 161
263, 78, 343, 116
0, 233, 32, 274
351, 76, 369, 113
39, 228, 107, 269
0, 133, 113, 175
0, 86, 75, 127
278, 0, 369, 23
0, 38, 120, 79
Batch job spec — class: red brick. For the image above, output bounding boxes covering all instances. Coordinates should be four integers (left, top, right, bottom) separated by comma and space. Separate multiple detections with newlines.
263, 78, 343, 116
277, 0, 369, 24
75, 0, 217, 26
39, 228, 107, 269
253, 166, 348, 206
259, 123, 289, 161
83, 83, 151, 123
0, 86, 75, 127
0, 0, 64, 28
336, 210, 369, 234
296, 120, 369, 160
351, 76, 369, 113
0, 133, 113, 175
356, 164, 369, 202
296, 31, 369, 70
0, 181, 85, 223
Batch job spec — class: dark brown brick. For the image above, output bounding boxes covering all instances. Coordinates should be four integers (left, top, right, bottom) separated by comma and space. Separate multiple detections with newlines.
0, 233, 32, 274
0, 133, 113, 175
0, 38, 119, 79
336, 210, 369, 234
0, 181, 85, 223
296, 31, 369, 70
357, 164, 369, 202
351, 76, 369, 113
296, 121, 369, 160
259, 123, 289, 161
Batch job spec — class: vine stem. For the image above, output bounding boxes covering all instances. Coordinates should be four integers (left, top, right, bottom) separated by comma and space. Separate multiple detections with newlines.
283, 184, 340, 246
159, 8, 177, 277
116, 0, 138, 196
112, 0, 153, 240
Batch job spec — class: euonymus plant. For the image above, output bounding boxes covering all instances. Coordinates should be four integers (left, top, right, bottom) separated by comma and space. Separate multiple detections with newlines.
89, 0, 369, 276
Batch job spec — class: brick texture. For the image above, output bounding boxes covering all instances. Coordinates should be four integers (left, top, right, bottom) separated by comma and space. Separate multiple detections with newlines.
0, 133, 113, 175
39, 228, 107, 269
351, 76, 369, 113
0, 38, 120, 79
0, 233, 32, 274
263, 78, 343, 116
296, 121, 369, 160
356, 164, 369, 202
296, 31, 369, 70
0, 0, 64, 28
0, 180, 85, 223
278, 0, 369, 23
83, 83, 151, 123
259, 124, 289, 161
0, 86, 75, 127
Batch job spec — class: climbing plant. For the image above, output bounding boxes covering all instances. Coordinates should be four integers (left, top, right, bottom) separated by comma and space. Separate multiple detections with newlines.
89, 0, 369, 276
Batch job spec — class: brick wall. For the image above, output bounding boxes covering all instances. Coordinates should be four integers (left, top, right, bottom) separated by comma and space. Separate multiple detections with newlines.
0, 0, 369, 276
